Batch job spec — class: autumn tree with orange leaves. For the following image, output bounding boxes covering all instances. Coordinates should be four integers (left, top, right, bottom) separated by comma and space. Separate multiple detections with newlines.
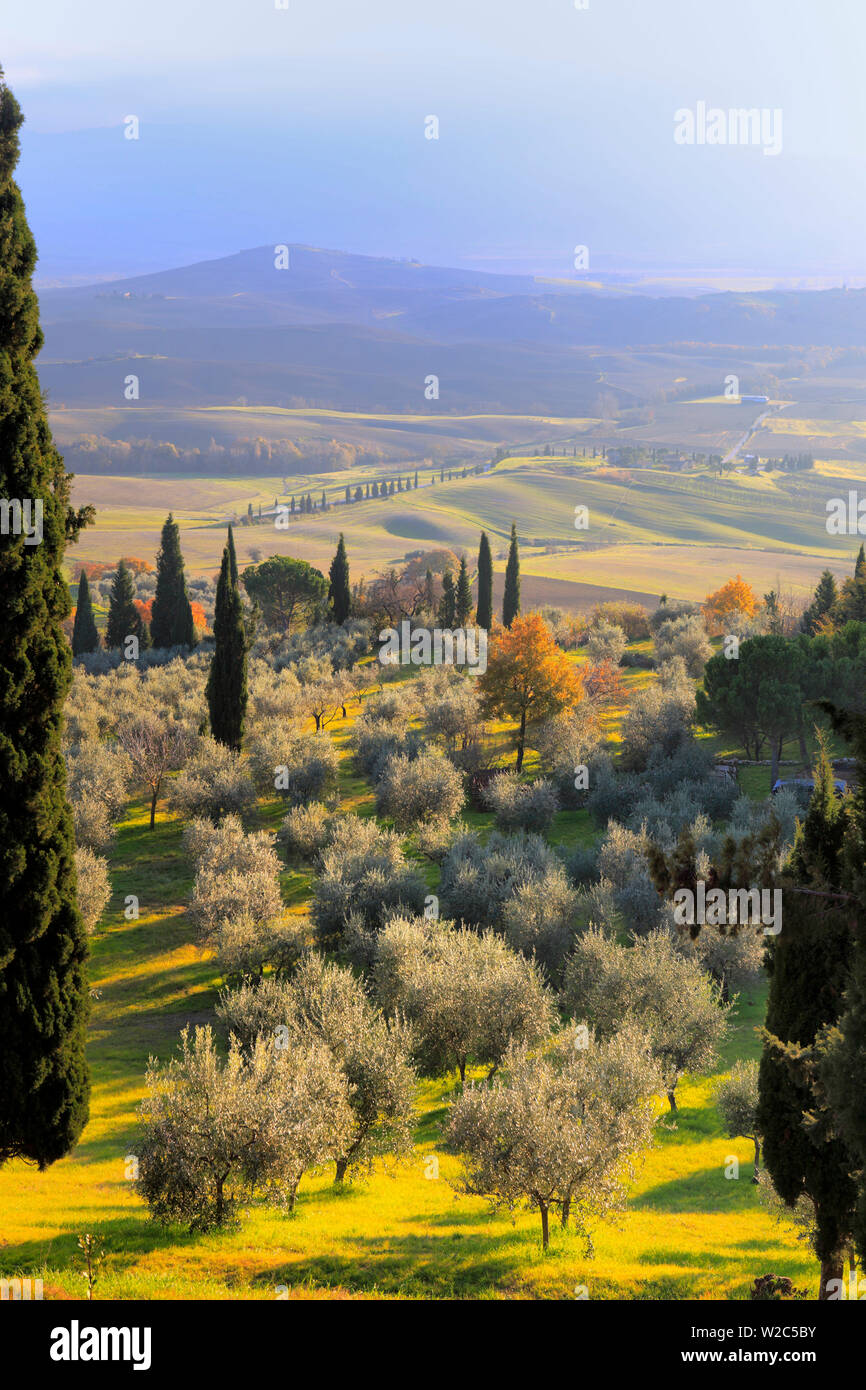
480, 615, 584, 771
702, 575, 758, 636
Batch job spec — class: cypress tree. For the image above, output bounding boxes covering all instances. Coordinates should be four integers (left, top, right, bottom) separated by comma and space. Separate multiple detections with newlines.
476, 531, 493, 629
71, 569, 99, 655
226, 520, 238, 586
856, 544, 866, 579
105, 558, 142, 650
150, 513, 195, 649
455, 555, 473, 625
759, 737, 857, 1298
328, 533, 351, 625
502, 522, 520, 626
439, 571, 456, 627
0, 73, 90, 1168
206, 528, 247, 751
424, 568, 435, 613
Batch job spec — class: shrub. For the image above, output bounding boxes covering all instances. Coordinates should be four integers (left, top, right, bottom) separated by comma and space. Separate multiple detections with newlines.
210, 912, 313, 983
482, 773, 559, 834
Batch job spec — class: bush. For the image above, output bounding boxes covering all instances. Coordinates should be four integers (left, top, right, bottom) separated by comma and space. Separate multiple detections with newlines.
170, 737, 255, 821
375, 749, 465, 829
483, 773, 559, 833
72, 792, 116, 854
74, 846, 111, 933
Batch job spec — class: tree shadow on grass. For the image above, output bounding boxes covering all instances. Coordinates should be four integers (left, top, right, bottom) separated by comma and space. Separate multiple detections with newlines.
633, 1164, 761, 1214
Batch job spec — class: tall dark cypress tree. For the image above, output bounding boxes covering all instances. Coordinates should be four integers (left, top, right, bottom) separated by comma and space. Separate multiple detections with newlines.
856, 544, 866, 580
206, 528, 247, 751
455, 555, 473, 625
476, 531, 493, 630
328, 533, 351, 625
105, 558, 142, 650
759, 738, 857, 1298
71, 569, 99, 655
150, 513, 195, 649
439, 571, 456, 627
502, 522, 520, 627
0, 73, 90, 1167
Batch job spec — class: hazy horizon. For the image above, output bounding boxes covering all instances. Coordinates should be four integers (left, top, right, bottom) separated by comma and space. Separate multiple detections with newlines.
7, 0, 866, 287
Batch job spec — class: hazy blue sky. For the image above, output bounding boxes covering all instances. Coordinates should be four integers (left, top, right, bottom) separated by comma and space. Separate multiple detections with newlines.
5, 0, 864, 283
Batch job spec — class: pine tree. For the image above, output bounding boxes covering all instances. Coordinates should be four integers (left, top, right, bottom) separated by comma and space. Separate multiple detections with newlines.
72, 569, 99, 655
439, 571, 456, 627
0, 72, 91, 1168
150, 513, 195, 649
206, 528, 247, 751
455, 555, 473, 625
329, 533, 351, 625
105, 559, 142, 650
758, 737, 857, 1298
476, 531, 493, 629
502, 522, 520, 627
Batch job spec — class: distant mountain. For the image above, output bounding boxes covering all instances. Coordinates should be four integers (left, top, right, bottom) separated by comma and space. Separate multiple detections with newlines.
36, 245, 866, 419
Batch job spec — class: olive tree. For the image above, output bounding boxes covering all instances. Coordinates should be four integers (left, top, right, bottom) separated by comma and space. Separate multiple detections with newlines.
186, 815, 284, 938
560, 928, 730, 1111
715, 1059, 762, 1181
376, 747, 464, 829
219, 954, 417, 1184
135, 1026, 351, 1229
585, 620, 627, 667
447, 1026, 660, 1251
482, 773, 559, 834
169, 735, 256, 821
311, 814, 427, 949
373, 916, 556, 1082
74, 846, 111, 933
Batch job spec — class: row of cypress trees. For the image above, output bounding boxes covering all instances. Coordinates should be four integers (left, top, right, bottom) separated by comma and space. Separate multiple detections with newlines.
73, 514, 196, 655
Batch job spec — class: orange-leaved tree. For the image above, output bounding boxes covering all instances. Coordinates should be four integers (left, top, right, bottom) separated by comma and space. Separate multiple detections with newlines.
479, 614, 584, 770
702, 575, 757, 635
